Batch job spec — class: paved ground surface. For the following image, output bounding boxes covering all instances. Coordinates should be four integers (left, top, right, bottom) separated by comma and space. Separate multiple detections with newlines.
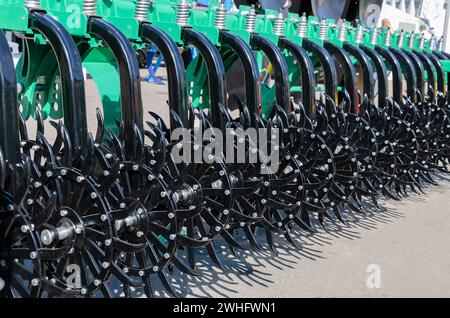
31, 68, 450, 298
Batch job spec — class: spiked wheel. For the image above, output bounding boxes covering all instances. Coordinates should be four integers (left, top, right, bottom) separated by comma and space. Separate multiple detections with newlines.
0, 204, 44, 298
30, 168, 116, 297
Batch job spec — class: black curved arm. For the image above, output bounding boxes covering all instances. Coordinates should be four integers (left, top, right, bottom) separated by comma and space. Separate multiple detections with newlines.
0, 30, 20, 164
220, 30, 261, 123
251, 34, 290, 111
402, 50, 425, 100
425, 51, 447, 94
278, 38, 315, 118
302, 38, 338, 103
88, 17, 143, 160
183, 28, 227, 131
389, 47, 417, 102
375, 46, 403, 104
343, 43, 375, 100
360, 45, 388, 106
324, 41, 358, 113
432, 51, 448, 60
412, 50, 437, 99
30, 11, 87, 150
141, 23, 188, 129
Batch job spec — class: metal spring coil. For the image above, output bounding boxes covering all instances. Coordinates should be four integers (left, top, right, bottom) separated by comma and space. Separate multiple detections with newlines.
355, 25, 364, 44
384, 30, 392, 47
273, 12, 284, 36
409, 32, 416, 48
297, 13, 308, 38
419, 34, 425, 50
176, 0, 190, 27
318, 19, 327, 41
215, 2, 227, 30
24, 0, 40, 9
398, 31, 405, 48
371, 28, 379, 46
135, 0, 151, 21
83, 0, 97, 16
245, 5, 256, 33
429, 36, 437, 51
337, 22, 347, 42
438, 36, 445, 51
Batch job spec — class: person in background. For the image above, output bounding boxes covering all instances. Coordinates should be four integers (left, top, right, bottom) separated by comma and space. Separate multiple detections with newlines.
419, 24, 433, 39
144, 44, 165, 85
381, 18, 392, 30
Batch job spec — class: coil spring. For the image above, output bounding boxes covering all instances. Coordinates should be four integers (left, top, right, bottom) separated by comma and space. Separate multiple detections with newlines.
398, 30, 405, 48
176, 0, 190, 27
297, 13, 308, 38
273, 11, 285, 36
319, 19, 328, 41
384, 29, 391, 47
24, 0, 40, 9
83, 0, 97, 16
337, 22, 347, 42
215, 1, 227, 30
409, 32, 416, 48
135, 0, 151, 21
438, 36, 445, 51
355, 25, 365, 44
429, 35, 437, 51
245, 5, 256, 33
370, 28, 378, 45
419, 33, 425, 50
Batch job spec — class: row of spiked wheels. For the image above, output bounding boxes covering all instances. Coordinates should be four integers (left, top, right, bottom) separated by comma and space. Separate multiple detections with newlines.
1, 0, 450, 297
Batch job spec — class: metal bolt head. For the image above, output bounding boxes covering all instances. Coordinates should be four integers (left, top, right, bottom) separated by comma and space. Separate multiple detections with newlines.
136, 231, 144, 238
31, 278, 39, 287
30, 251, 37, 259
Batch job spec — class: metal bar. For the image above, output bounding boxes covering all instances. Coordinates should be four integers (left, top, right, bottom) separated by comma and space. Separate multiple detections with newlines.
30, 11, 87, 151
403, 50, 426, 101
389, 47, 417, 102
375, 46, 403, 104
302, 38, 338, 105
278, 38, 316, 118
360, 45, 389, 105
183, 28, 227, 130
343, 43, 375, 101
251, 34, 290, 111
324, 42, 358, 113
140, 23, 188, 130
220, 30, 262, 125
412, 50, 438, 99
0, 29, 20, 164
88, 17, 143, 160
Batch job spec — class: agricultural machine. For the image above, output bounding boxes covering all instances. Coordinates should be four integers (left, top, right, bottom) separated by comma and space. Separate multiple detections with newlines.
0, 0, 449, 298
